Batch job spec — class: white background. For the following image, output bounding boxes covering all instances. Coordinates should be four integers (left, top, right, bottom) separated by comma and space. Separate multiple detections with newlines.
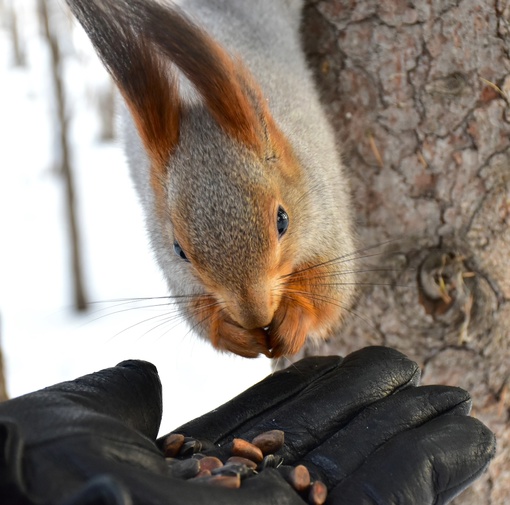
0, 0, 271, 435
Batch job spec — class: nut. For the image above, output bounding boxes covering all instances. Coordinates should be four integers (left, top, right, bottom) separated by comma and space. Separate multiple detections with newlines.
162, 433, 185, 457
289, 464, 310, 493
251, 429, 285, 455
309, 480, 328, 505
231, 438, 263, 463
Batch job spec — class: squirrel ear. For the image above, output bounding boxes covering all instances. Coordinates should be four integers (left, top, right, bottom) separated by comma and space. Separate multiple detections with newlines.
148, 13, 264, 153
81, 0, 265, 154
65, 0, 180, 176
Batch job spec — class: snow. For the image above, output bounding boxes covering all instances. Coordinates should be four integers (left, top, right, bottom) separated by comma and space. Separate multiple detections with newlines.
0, 1, 271, 435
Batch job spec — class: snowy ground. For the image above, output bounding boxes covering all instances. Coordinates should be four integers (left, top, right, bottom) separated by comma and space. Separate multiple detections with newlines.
0, 1, 271, 435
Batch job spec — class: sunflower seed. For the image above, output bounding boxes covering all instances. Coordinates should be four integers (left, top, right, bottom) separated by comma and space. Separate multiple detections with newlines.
213, 463, 256, 479
179, 439, 202, 457
259, 454, 283, 469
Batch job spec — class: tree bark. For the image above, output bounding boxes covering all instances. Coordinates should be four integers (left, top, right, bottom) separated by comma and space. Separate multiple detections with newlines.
300, 1, 510, 503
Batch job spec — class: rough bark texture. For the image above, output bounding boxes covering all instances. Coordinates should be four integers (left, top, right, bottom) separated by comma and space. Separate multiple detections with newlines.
300, 1, 510, 503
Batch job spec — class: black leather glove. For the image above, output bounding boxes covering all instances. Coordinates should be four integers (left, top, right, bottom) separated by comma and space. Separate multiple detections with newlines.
0, 347, 495, 505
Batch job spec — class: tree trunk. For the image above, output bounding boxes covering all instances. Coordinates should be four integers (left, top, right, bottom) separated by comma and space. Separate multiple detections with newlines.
300, 1, 510, 503
7, 0, 26, 67
97, 81, 116, 142
39, 0, 88, 312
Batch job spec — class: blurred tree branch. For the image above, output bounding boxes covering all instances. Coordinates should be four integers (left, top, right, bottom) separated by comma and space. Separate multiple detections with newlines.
38, 0, 88, 311
6, 0, 26, 67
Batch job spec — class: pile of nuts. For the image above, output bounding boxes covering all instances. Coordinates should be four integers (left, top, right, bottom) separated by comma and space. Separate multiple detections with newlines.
162, 429, 327, 505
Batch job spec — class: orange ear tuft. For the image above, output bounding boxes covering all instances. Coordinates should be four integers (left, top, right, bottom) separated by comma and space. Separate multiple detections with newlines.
65, 0, 180, 194
121, 42, 180, 171
67, 0, 270, 154
119, 42, 180, 207
174, 36, 263, 152
112, 0, 265, 153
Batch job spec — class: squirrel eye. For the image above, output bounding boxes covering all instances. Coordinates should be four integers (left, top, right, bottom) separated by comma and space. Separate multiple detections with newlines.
277, 206, 289, 238
173, 241, 189, 262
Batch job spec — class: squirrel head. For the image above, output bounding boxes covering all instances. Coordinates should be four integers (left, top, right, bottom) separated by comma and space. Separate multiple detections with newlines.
66, 0, 355, 358
166, 105, 304, 342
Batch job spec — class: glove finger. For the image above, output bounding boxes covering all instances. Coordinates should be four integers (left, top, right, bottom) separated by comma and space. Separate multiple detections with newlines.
327, 416, 496, 505
299, 385, 471, 487
63, 466, 307, 505
60, 360, 163, 440
166, 355, 342, 444
194, 347, 420, 461
165, 347, 419, 463
0, 360, 163, 443
0, 421, 34, 505
0, 362, 168, 503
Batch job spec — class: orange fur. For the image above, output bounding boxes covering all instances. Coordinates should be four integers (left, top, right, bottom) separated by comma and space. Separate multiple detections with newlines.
190, 295, 271, 358
124, 51, 180, 169
268, 263, 346, 357
119, 44, 180, 218
187, 44, 264, 152
213, 318, 270, 358
186, 260, 345, 358
127, 5, 265, 153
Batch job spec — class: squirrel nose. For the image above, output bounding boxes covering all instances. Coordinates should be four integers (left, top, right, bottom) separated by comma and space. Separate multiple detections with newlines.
226, 285, 275, 330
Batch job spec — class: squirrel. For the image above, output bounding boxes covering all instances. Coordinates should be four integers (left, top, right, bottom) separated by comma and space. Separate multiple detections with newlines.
64, 0, 356, 358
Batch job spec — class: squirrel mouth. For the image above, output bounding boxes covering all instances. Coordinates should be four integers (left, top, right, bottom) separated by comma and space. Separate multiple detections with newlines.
261, 326, 274, 356
219, 315, 277, 358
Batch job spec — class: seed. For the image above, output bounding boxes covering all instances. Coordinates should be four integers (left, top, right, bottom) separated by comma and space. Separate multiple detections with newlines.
162, 429, 323, 496
251, 429, 285, 455
309, 480, 328, 505
179, 438, 202, 457
193, 469, 212, 479
198, 456, 223, 472
198, 474, 241, 489
231, 438, 263, 463
259, 454, 283, 469
289, 465, 310, 493
213, 463, 256, 480
162, 433, 185, 457
226, 456, 258, 470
